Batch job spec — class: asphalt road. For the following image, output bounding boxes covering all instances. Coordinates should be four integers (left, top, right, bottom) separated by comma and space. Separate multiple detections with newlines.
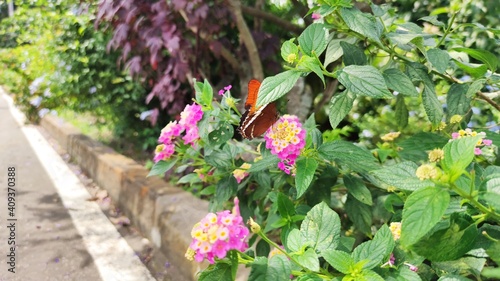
0, 92, 157, 281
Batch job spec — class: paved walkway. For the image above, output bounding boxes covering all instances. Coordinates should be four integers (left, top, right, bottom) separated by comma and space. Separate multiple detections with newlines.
0, 92, 155, 281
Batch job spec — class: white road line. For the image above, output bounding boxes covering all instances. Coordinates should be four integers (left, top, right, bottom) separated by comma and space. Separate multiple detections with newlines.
2, 93, 156, 281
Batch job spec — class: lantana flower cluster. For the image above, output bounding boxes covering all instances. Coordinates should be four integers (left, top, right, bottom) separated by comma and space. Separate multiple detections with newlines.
185, 198, 249, 264
154, 103, 203, 163
451, 128, 492, 155
264, 115, 306, 174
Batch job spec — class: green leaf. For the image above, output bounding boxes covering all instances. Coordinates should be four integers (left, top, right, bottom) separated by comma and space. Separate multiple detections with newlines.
208, 122, 234, 146
277, 192, 296, 219
372, 161, 434, 191
360, 270, 385, 281
199, 262, 233, 281
257, 70, 302, 107
295, 157, 319, 198
419, 15, 445, 27
322, 249, 355, 274
248, 155, 280, 172
398, 132, 449, 162
286, 228, 303, 252
395, 95, 409, 130
300, 56, 325, 86
427, 48, 450, 73
441, 136, 481, 182
301, 202, 341, 254
383, 68, 419, 97
328, 91, 356, 129
466, 79, 486, 98
324, 37, 357, 67
281, 38, 299, 63
386, 32, 423, 47
195, 79, 213, 108
340, 41, 367, 65
147, 158, 178, 177
295, 248, 320, 272
352, 225, 394, 269
318, 140, 380, 173
405, 62, 443, 125
453, 47, 498, 72
215, 175, 237, 203
338, 65, 393, 99
205, 150, 232, 168
269, 255, 292, 280
413, 213, 478, 261
344, 174, 372, 205
453, 60, 488, 78
446, 83, 471, 120
340, 8, 382, 43
345, 195, 372, 235
298, 23, 328, 57
401, 186, 451, 247
387, 266, 423, 281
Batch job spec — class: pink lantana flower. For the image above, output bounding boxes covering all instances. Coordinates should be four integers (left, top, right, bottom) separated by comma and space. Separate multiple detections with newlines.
218, 84, 233, 96
186, 197, 249, 264
450, 128, 492, 156
179, 103, 203, 145
153, 103, 204, 163
233, 163, 251, 183
312, 13, 321, 20
264, 115, 306, 175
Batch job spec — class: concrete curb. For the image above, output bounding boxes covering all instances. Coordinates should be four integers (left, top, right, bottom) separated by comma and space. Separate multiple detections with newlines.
40, 115, 208, 281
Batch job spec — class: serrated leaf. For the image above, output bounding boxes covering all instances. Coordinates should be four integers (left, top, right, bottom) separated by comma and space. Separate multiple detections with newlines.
345, 195, 372, 235
395, 95, 409, 130
208, 122, 234, 146
147, 158, 178, 177
446, 83, 471, 120
199, 262, 233, 281
286, 228, 303, 252
329, 91, 356, 129
401, 186, 450, 247
338, 65, 393, 99
406, 62, 443, 125
398, 132, 449, 162
466, 79, 486, 98
344, 174, 372, 205
352, 225, 394, 269
281, 38, 298, 62
318, 140, 380, 172
257, 70, 302, 107
294, 248, 320, 272
301, 202, 341, 254
441, 136, 481, 182
318, 140, 380, 173
453, 47, 498, 72
372, 161, 434, 191
196, 79, 213, 107
324, 37, 357, 67
413, 214, 478, 262
298, 23, 328, 57
340, 41, 367, 65
295, 157, 319, 198
215, 175, 237, 203
386, 32, 423, 46
427, 48, 450, 73
300, 56, 325, 86
419, 15, 445, 27
340, 7, 382, 43
205, 150, 232, 168
322, 249, 355, 274
248, 155, 280, 172
277, 193, 295, 219
453, 60, 488, 78
383, 68, 419, 96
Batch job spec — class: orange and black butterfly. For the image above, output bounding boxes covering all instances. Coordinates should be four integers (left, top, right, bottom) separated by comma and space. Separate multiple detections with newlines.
238, 79, 279, 139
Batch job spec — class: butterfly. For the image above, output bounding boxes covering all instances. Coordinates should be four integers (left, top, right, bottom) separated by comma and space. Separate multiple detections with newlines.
238, 79, 279, 139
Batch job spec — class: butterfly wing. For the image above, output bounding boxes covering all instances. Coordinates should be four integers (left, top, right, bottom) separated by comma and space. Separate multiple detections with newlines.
238, 79, 279, 139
